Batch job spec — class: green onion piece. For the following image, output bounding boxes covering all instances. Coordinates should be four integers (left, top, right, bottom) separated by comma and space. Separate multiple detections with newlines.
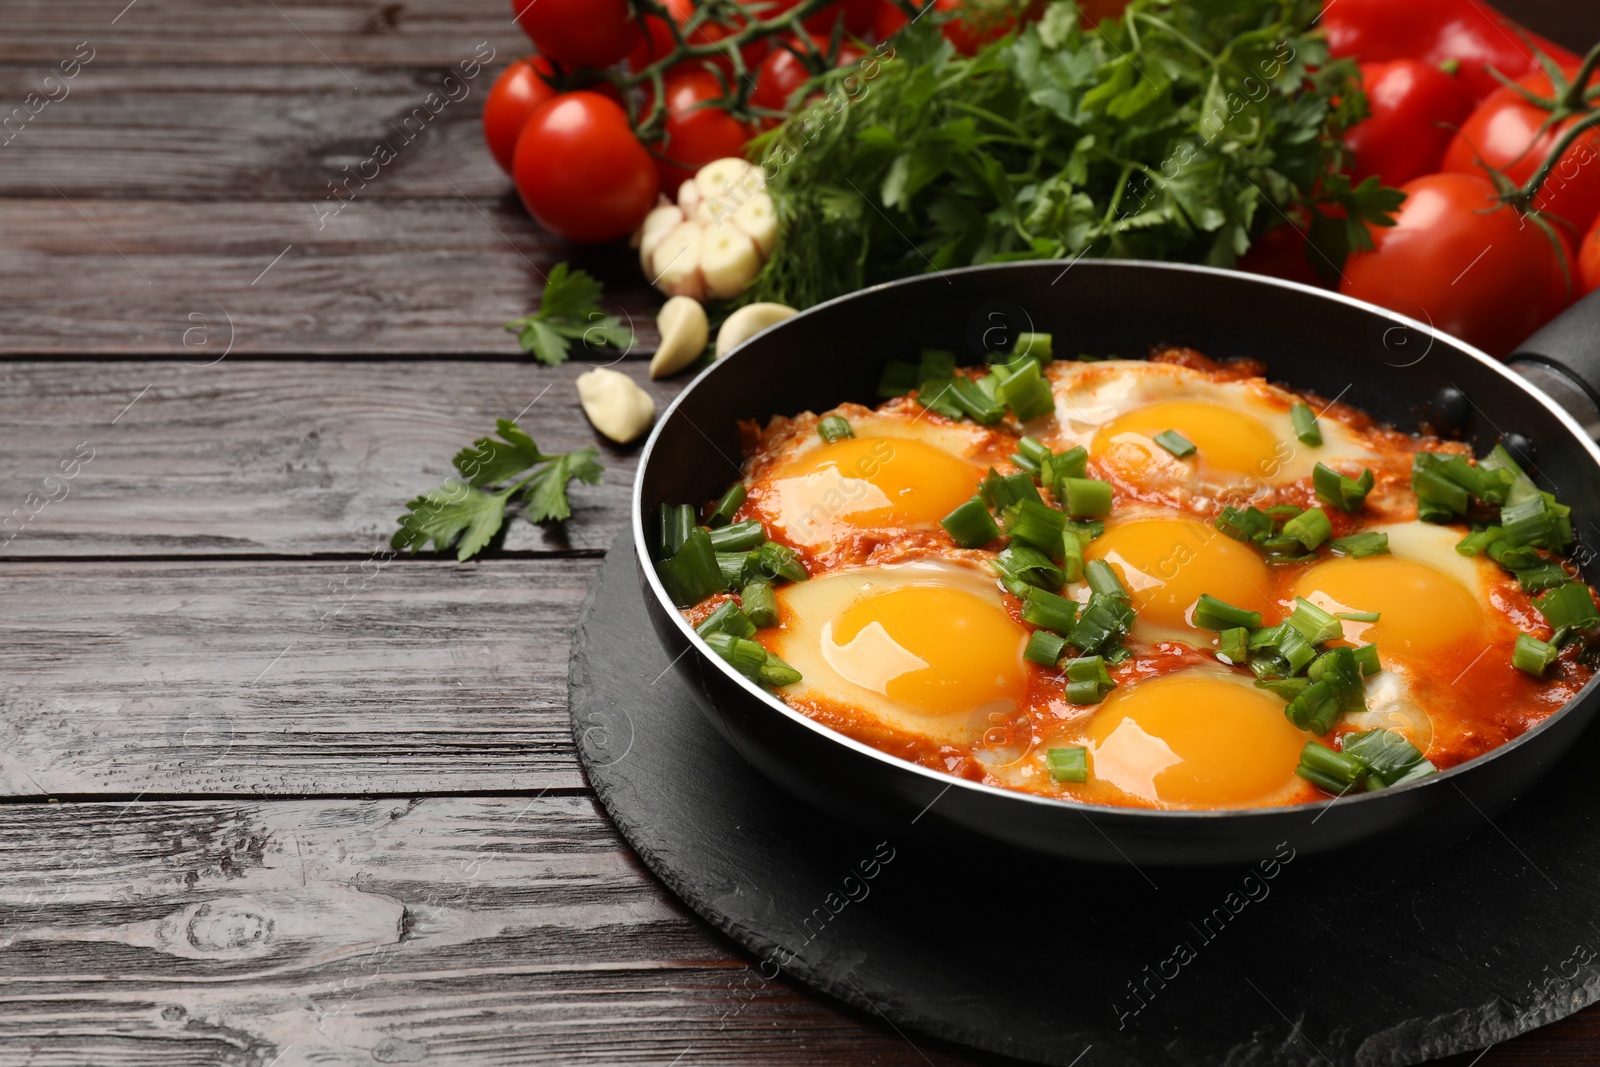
1064, 518, 1104, 540
1486, 538, 1541, 570
1377, 759, 1438, 788
1015, 436, 1053, 472
1014, 332, 1054, 364
1297, 741, 1367, 788
1290, 402, 1322, 446
708, 483, 746, 528
949, 376, 1006, 424
1313, 463, 1376, 512
1341, 729, 1429, 786
1287, 596, 1344, 645
1069, 595, 1136, 656
1046, 746, 1088, 782
1061, 477, 1114, 519
751, 541, 807, 585
1266, 504, 1304, 521
759, 651, 803, 687
1256, 676, 1312, 700
1513, 632, 1560, 677
659, 527, 724, 607
1335, 610, 1381, 623
1042, 446, 1089, 486
1480, 442, 1542, 505
1025, 629, 1069, 666
1249, 623, 1317, 678
1064, 656, 1115, 699
703, 632, 767, 679
1003, 498, 1068, 553
708, 519, 766, 552
1103, 644, 1133, 665
716, 550, 752, 590
1535, 582, 1600, 631
1352, 643, 1382, 676
1308, 646, 1366, 716
696, 600, 756, 640
1457, 527, 1502, 557
996, 544, 1066, 593
979, 468, 1042, 511
1328, 531, 1389, 558
919, 347, 957, 381
1009, 450, 1041, 475
1022, 586, 1080, 635
941, 496, 1001, 549
915, 377, 967, 420
1421, 453, 1515, 506
877, 360, 918, 398
1282, 507, 1333, 551
817, 415, 854, 442
1060, 528, 1085, 583
741, 580, 778, 629
992, 359, 1055, 422
1153, 429, 1197, 459
1217, 626, 1250, 665
1286, 680, 1341, 734
1411, 455, 1470, 518
658, 502, 696, 559
1501, 494, 1575, 551
1085, 558, 1129, 599
1192, 593, 1263, 631
1515, 561, 1571, 593
1216, 506, 1275, 544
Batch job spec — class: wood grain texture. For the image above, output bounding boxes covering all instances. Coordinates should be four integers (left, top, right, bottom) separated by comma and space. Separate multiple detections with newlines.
0, 199, 661, 356
0, 558, 596, 796
0, 360, 679, 557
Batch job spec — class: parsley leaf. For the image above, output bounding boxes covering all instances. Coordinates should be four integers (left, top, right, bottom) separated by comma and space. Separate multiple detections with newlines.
504, 262, 634, 367
393, 418, 605, 561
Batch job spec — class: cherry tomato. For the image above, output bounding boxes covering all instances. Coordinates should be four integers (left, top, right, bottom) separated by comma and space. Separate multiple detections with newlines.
752, 34, 864, 124
871, 0, 911, 41
513, 92, 660, 244
1235, 218, 1324, 289
936, 0, 1043, 56
1443, 67, 1600, 239
511, 0, 640, 70
652, 68, 756, 192
1346, 60, 1474, 189
1340, 172, 1572, 358
1581, 216, 1600, 296
767, 0, 879, 35
482, 58, 558, 175
1322, 0, 1578, 102
629, 0, 768, 78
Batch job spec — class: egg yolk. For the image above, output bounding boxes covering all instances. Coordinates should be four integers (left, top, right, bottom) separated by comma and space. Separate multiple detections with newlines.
1292, 556, 1484, 656
771, 436, 982, 544
1087, 674, 1308, 808
823, 584, 1027, 717
1091, 400, 1283, 479
1086, 518, 1274, 638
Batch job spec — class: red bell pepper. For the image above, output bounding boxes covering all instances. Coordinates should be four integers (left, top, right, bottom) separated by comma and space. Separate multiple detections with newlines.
1345, 59, 1475, 188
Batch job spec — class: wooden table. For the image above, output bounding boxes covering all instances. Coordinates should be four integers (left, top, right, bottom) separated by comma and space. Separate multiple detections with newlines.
4, 2, 1599, 1064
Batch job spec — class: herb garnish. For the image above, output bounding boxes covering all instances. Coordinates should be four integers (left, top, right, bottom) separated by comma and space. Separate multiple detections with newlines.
504, 263, 633, 367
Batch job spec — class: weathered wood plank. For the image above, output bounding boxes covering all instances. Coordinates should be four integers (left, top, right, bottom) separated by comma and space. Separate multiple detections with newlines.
0, 199, 660, 356
0, 360, 682, 557
0, 558, 599, 796
0, 796, 1002, 1067
0, 0, 528, 67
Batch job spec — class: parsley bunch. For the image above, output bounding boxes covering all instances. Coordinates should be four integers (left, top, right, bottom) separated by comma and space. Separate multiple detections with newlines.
747, 0, 1401, 308
505, 263, 633, 367
392, 419, 603, 561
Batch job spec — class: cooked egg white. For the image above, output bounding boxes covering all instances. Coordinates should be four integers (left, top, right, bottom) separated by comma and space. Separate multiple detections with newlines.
767, 559, 1030, 745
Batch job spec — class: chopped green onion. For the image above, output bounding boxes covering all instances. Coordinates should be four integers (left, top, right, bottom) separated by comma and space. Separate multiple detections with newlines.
1216, 506, 1275, 544
1352, 643, 1382, 676
1282, 507, 1333, 551
1016, 436, 1053, 466
658, 502, 696, 559
916, 377, 967, 420
716, 551, 752, 590
919, 348, 957, 381
1014, 332, 1054, 364
995, 544, 1066, 593
1297, 741, 1366, 789
1046, 745, 1088, 782
1022, 586, 1080, 635
1500, 493, 1574, 551
697, 600, 756, 640
941, 495, 1001, 549
1286, 680, 1340, 734
1192, 593, 1264, 631
1290, 402, 1322, 446
1341, 729, 1431, 787
1060, 528, 1085, 583
1003, 499, 1068, 553
1513, 632, 1560, 677
1217, 626, 1250, 665
992, 359, 1055, 422
1064, 656, 1116, 704
1456, 527, 1502, 557
1287, 597, 1344, 645
1153, 429, 1196, 459
1256, 676, 1312, 700
1480, 442, 1542, 505
1065, 518, 1104, 540
1374, 760, 1438, 788
1328, 531, 1389, 558
750, 541, 807, 585
709, 520, 766, 552
877, 360, 918, 398
1025, 629, 1069, 666
1335, 610, 1380, 623
659, 527, 724, 607
1515, 561, 1571, 593
708, 483, 747, 528
1411, 455, 1470, 518
1070, 595, 1136, 656
759, 651, 803, 687
817, 415, 854, 442
1486, 538, 1541, 570
1307, 646, 1366, 716
1249, 623, 1317, 678
980, 469, 1042, 511
703, 631, 768, 679
949, 376, 1007, 424
1042, 446, 1089, 486
1535, 582, 1600, 631
1060, 477, 1114, 519
1313, 463, 1375, 512
1085, 559, 1129, 599
741, 580, 778, 628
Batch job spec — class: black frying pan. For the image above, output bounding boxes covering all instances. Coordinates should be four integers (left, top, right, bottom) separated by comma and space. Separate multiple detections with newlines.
631, 262, 1600, 865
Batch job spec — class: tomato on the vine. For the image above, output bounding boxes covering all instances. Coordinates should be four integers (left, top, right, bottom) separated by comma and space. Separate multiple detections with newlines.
483, 58, 558, 175
513, 92, 660, 244
1345, 60, 1473, 189
511, 0, 640, 70
1442, 67, 1600, 239
652, 68, 756, 191
629, 0, 769, 78
1340, 172, 1572, 357
1235, 217, 1323, 289
752, 34, 864, 124
768, 0, 879, 35
1581, 215, 1600, 296
937, 0, 1042, 56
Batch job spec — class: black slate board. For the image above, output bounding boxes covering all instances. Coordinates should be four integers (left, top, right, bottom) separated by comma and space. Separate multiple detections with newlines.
571, 538, 1600, 1067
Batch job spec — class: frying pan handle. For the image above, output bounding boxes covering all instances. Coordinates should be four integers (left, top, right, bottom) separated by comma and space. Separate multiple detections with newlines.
1510, 288, 1600, 440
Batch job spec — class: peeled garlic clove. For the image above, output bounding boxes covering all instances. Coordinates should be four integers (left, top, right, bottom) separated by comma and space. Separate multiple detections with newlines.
576, 368, 656, 444
637, 203, 686, 273
695, 158, 754, 202
700, 226, 761, 301
677, 179, 702, 216
650, 295, 709, 380
692, 197, 724, 228
731, 193, 778, 259
715, 302, 798, 359
651, 222, 706, 300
